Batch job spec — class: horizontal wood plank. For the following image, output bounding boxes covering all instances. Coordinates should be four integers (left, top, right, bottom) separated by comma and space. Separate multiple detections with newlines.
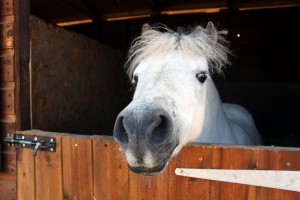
0, 22, 13, 50
0, 85, 15, 115
15, 130, 300, 200
0, 175, 16, 200
0, 0, 13, 16
0, 55, 14, 82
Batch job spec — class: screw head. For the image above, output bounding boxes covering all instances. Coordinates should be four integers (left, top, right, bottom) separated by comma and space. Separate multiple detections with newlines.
50, 138, 54, 142
50, 148, 54, 152
22, 144, 26, 147
21, 136, 25, 139
34, 137, 38, 141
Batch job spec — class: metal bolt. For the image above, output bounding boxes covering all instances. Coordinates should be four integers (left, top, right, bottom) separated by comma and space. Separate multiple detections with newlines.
50, 138, 54, 142
34, 137, 38, 141
50, 148, 54, 152
74, 143, 78, 147
22, 144, 26, 147
199, 157, 203, 161
286, 162, 291, 166
290, 179, 295, 183
21, 136, 25, 139
11, 143, 15, 147
7, 133, 10, 137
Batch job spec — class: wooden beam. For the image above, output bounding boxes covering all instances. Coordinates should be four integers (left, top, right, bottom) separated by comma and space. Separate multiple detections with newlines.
14, 0, 31, 130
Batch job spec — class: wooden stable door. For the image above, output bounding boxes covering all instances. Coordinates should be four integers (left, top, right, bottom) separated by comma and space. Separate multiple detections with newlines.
12, 130, 300, 200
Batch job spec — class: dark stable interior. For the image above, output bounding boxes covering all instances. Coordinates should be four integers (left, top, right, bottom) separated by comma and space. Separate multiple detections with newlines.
30, 1, 300, 147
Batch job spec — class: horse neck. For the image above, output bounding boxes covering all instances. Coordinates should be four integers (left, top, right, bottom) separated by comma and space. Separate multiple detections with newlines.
197, 79, 232, 142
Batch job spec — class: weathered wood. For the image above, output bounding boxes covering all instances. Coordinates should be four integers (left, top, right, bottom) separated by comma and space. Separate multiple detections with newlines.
93, 135, 129, 200
0, 82, 15, 115
14, 130, 300, 200
0, 53, 14, 82
35, 134, 63, 200
62, 135, 94, 199
0, 174, 16, 200
173, 145, 212, 200
0, 0, 13, 16
16, 146, 35, 200
0, 4, 17, 200
14, 0, 30, 131
0, 21, 13, 50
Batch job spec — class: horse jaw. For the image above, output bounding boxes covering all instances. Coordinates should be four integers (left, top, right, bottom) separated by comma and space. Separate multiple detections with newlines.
193, 78, 232, 143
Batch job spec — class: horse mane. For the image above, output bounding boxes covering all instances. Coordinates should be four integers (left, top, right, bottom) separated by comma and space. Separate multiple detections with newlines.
125, 23, 231, 79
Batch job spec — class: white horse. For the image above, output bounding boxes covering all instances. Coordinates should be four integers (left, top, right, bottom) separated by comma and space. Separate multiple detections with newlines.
114, 22, 263, 175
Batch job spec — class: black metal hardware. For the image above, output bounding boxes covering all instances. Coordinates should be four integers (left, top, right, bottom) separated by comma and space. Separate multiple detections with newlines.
4, 133, 56, 156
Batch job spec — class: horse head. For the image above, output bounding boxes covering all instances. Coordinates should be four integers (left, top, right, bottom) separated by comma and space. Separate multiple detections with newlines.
114, 22, 231, 175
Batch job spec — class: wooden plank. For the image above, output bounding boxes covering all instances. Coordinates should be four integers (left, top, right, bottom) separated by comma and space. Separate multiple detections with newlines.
93, 135, 129, 200
16, 147, 35, 200
35, 132, 63, 200
255, 149, 300, 199
13, 131, 300, 200
0, 175, 16, 200
0, 22, 13, 49
0, 55, 14, 82
0, 150, 16, 176
0, 0, 13, 16
0, 83, 15, 115
14, 0, 31, 130
220, 147, 258, 200
209, 146, 222, 200
62, 135, 94, 199
129, 166, 171, 200
173, 145, 212, 200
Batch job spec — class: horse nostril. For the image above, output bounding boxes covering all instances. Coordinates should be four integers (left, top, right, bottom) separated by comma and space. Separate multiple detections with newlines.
113, 116, 129, 143
150, 115, 172, 144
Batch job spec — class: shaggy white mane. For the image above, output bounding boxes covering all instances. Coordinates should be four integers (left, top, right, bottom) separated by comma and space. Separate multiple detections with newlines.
125, 23, 231, 79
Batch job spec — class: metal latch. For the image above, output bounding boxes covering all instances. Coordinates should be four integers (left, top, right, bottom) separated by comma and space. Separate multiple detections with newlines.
4, 133, 56, 156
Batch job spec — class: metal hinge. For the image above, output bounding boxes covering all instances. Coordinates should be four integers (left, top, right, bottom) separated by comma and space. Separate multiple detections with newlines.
4, 133, 56, 156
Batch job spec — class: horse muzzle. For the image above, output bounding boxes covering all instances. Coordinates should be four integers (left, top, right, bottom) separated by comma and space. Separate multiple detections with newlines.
113, 102, 177, 174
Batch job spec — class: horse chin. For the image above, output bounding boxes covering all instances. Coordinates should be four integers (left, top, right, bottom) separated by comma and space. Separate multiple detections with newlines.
128, 163, 168, 176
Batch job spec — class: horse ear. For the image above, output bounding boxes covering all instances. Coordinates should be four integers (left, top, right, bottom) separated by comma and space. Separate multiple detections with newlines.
206, 21, 218, 43
142, 23, 151, 34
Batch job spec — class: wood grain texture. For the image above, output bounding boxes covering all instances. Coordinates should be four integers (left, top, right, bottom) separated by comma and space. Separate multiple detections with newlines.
0, 3, 18, 200
0, 54, 14, 82
0, 0, 13, 16
35, 134, 63, 200
15, 131, 300, 200
17, 147, 35, 200
62, 135, 94, 200
0, 83, 15, 115
93, 135, 129, 200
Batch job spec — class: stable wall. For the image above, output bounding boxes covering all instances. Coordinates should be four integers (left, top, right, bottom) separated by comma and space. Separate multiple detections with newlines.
30, 16, 129, 134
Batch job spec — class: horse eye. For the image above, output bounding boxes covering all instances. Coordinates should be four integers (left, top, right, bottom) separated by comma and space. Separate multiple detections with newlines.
196, 72, 207, 83
132, 75, 138, 84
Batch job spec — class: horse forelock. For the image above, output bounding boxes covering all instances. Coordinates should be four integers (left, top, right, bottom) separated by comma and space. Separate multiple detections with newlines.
125, 24, 231, 79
